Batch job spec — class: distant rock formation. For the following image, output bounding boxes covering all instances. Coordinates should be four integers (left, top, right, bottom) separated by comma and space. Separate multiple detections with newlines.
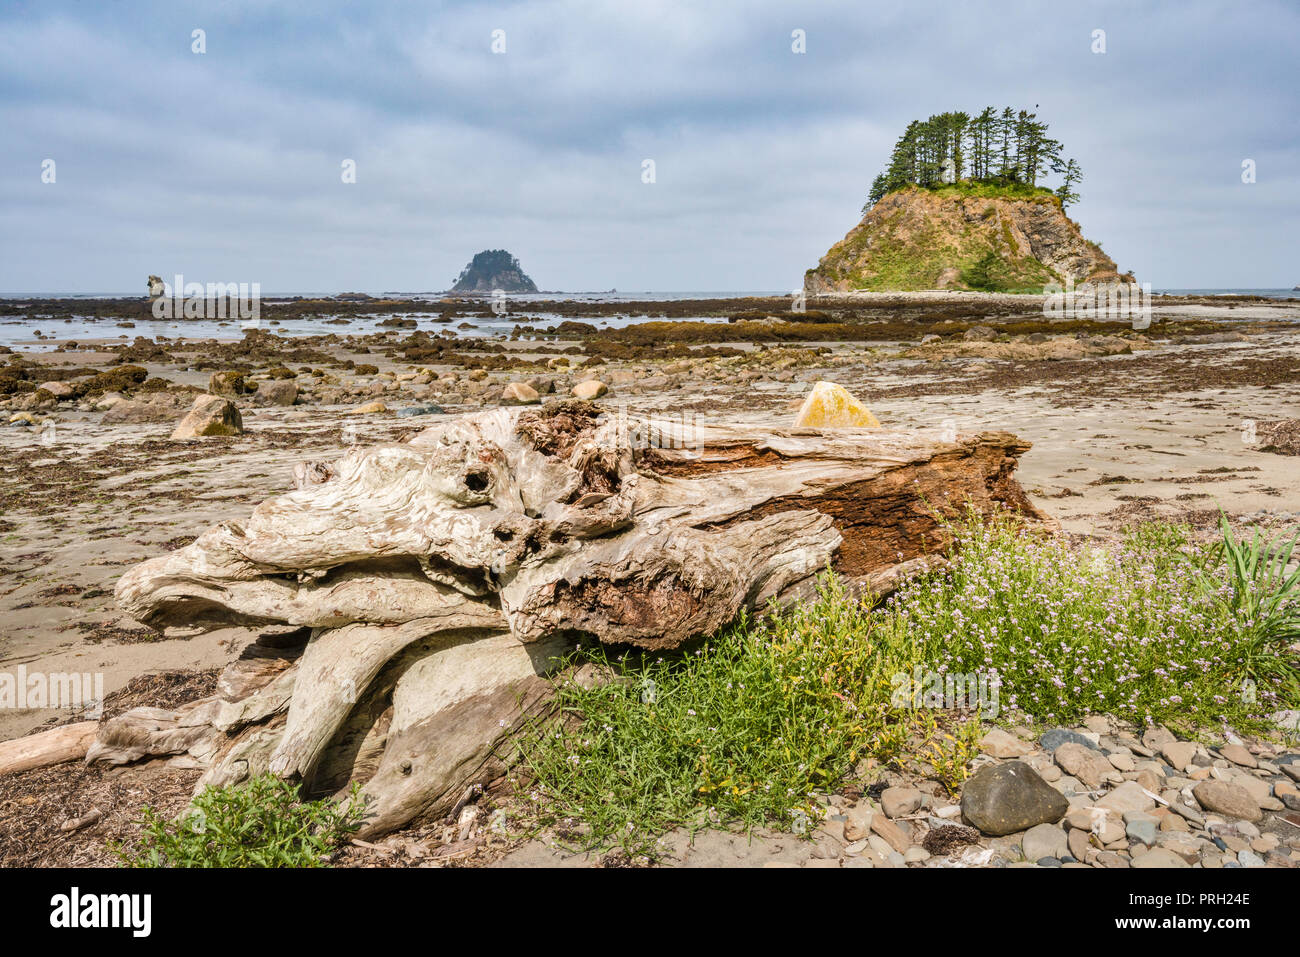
147, 275, 165, 299
805, 187, 1129, 294
450, 250, 538, 294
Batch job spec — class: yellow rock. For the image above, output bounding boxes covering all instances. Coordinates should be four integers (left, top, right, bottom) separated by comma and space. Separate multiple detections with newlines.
793, 381, 880, 428
349, 401, 389, 415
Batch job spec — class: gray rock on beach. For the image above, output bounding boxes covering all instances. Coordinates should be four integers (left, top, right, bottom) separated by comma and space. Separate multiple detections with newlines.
396, 403, 444, 418
1095, 781, 1156, 815
1218, 744, 1257, 768
1039, 728, 1097, 753
961, 762, 1068, 836
100, 392, 190, 424
1159, 740, 1197, 771
1131, 848, 1190, 868
256, 380, 297, 407
1021, 823, 1069, 861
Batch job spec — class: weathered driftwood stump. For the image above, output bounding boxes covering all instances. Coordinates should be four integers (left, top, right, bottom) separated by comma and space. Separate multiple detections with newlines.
94, 402, 1042, 837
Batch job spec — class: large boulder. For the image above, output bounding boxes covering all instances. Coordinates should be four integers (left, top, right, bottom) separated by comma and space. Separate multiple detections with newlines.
961, 762, 1068, 836
501, 382, 540, 404
101, 392, 192, 424
209, 371, 251, 398
170, 394, 243, 439
37, 381, 75, 399
256, 380, 298, 407
571, 379, 608, 400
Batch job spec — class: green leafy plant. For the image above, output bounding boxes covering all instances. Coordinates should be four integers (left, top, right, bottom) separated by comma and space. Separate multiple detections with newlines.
1200, 513, 1300, 701
521, 574, 922, 856
921, 716, 984, 794
118, 775, 364, 868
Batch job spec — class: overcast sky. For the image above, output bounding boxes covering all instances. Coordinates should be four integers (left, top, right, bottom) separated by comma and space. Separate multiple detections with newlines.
1, 0, 1296, 294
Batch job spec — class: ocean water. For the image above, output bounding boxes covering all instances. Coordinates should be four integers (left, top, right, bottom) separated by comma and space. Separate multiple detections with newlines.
0, 291, 786, 302
1152, 289, 1299, 299
1, 289, 1295, 352
0, 292, 784, 352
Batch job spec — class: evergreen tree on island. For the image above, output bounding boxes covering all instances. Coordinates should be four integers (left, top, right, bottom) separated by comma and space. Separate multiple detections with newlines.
865, 107, 1082, 212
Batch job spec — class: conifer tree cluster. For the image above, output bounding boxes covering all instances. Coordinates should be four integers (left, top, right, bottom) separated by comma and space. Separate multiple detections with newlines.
866, 108, 1082, 210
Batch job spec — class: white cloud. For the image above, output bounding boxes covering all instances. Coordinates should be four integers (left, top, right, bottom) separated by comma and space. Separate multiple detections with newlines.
1, 0, 1296, 292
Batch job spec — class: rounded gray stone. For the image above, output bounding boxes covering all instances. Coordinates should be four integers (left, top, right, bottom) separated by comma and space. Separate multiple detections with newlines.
961, 762, 1069, 837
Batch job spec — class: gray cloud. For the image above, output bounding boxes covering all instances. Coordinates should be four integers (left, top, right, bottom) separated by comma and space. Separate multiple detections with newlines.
1, 0, 1296, 293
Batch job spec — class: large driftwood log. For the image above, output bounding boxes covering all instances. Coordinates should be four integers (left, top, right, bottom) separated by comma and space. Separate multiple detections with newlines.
98, 402, 1042, 836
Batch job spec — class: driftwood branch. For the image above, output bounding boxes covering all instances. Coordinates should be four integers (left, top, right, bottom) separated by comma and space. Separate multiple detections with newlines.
0, 721, 100, 776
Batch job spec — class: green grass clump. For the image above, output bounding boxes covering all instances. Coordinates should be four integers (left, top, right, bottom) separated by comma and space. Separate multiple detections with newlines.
1204, 514, 1300, 701
118, 775, 364, 867
522, 575, 919, 854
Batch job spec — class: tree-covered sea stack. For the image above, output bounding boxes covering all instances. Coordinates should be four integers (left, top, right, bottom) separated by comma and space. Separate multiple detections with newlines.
866, 107, 1081, 210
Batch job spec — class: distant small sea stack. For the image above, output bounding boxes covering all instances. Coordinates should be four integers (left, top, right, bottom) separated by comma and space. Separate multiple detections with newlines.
450, 250, 538, 294
147, 275, 165, 299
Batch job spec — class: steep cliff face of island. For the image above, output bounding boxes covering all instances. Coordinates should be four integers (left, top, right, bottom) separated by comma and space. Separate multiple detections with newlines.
450, 249, 538, 294
805, 187, 1128, 294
